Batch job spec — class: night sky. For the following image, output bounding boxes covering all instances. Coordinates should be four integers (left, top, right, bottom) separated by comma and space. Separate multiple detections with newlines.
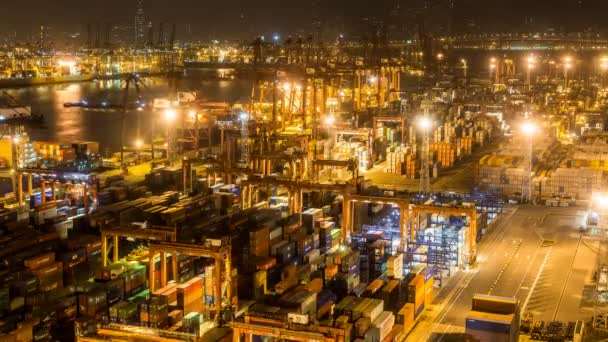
1, 0, 608, 40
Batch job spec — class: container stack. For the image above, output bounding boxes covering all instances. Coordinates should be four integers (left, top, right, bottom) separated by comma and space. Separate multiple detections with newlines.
33, 142, 76, 163
541, 167, 607, 200
385, 146, 411, 174
456, 137, 474, 156
430, 142, 456, 168
475, 130, 486, 146
203, 266, 216, 309
433, 126, 444, 143
366, 311, 395, 342
78, 288, 107, 317
109, 301, 139, 324
182, 312, 201, 335
140, 295, 169, 328
249, 225, 270, 258
396, 303, 416, 335
407, 275, 425, 318
405, 153, 419, 179
30, 259, 63, 293
465, 294, 520, 342
316, 290, 337, 319
387, 254, 403, 280
177, 276, 204, 314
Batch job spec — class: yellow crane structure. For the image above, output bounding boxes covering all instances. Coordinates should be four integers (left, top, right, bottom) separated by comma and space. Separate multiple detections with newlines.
148, 241, 234, 319
100, 226, 177, 267
341, 194, 410, 242
232, 316, 352, 342
15, 168, 98, 212
240, 176, 353, 216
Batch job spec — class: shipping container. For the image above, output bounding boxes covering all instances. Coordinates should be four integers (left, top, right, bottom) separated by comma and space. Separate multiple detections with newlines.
465, 310, 518, 342
471, 294, 519, 316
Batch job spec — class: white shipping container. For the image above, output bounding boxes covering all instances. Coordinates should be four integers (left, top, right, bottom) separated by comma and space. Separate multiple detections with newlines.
362, 299, 384, 323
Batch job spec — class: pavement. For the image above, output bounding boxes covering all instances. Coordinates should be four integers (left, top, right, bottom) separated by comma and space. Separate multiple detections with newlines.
364, 151, 482, 193
98, 161, 153, 185
406, 205, 597, 341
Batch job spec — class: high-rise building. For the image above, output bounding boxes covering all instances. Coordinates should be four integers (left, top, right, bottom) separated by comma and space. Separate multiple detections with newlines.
37, 25, 52, 53
134, 0, 145, 48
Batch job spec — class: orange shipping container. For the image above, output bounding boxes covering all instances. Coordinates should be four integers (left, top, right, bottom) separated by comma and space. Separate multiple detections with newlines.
397, 303, 415, 333
325, 264, 338, 279
425, 278, 434, 305
24, 252, 55, 270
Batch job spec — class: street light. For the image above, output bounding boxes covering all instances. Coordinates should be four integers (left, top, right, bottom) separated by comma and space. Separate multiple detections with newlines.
521, 121, 536, 203
521, 121, 537, 136
563, 56, 572, 90
461, 58, 468, 77
418, 116, 432, 131
600, 57, 608, 88
164, 108, 177, 122
526, 55, 535, 91
593, 192, 608, 210
417, 115, 432, 194
163, 108, 177, 163
324, 114, 336, 158
135, 139, 143, 149
368, 76, 378, 84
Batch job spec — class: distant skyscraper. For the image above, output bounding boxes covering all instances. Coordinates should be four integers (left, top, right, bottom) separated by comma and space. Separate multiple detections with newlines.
134, 0, 145, 48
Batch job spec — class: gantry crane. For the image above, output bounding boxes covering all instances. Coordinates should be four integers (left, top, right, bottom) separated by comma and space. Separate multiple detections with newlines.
232, 316, 352, 342
15, 168, 98, 212
100, 225, 177, 267
148, 241, 234, 320
341, 194, 410, 242
410, 204, 478, 265
419, 99, 432, 194
241, 176, 353, 216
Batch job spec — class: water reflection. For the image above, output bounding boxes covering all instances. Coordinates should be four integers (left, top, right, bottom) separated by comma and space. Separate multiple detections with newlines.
4, 69, 251, 153
53, 84, 84, 142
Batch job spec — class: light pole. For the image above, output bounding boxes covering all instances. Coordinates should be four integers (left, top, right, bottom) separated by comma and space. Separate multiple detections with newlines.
521, 121, 536, 203
418, 115, 432, 194
325, 114, 335, 160
461, 58, 468, 78
600, 56, 608, 88
164, 108, 177, 163
526, 55, 535, 91
368, 76, 378, 107
135, 139, 143, 158
489, 58, 497, 83
563, 56, 572, 91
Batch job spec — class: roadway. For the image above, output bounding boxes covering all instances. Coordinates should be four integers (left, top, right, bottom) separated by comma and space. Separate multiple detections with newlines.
406, 205, 596, 341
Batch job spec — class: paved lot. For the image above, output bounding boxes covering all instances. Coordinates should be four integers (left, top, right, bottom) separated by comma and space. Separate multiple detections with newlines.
407, 205, 597, 341
364, 157, 477, 193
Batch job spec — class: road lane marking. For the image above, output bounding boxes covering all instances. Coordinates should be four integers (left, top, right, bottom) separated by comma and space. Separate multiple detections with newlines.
553, 234, 582, 321
522, 246, 553, 314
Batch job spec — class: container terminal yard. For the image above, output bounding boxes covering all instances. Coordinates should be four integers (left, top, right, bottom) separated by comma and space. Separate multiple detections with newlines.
4, 2, 608, 342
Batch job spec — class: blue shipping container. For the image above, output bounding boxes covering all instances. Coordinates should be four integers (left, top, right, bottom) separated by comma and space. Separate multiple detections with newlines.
466, 318, 512, 334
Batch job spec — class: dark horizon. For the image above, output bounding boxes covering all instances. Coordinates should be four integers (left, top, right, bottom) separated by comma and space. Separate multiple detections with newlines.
2, 0, 608, 42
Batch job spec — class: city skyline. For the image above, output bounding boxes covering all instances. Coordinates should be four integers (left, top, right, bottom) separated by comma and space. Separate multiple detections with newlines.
2, 0, 608, 43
